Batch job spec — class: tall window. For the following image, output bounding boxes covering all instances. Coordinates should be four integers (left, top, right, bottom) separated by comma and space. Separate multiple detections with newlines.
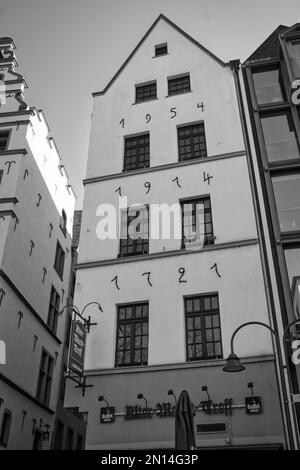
168, 74, 191, 96
260, 111, 299, 163
47, 286, 60, 335
53, 420, 64, 450
177, 123, 207, 161
185, 294, 222, 361
0, 170, 3, 185
135, 82, 157, 103
288, 39, 300, 78
0, 130, 10, 151
284, 247, 300, 325
54, 241, 65, 280
119, 206, 149, 257
272, 173, 300, 232
36, 350, 54, 407
115, 302, 148, 367
252, 67, 285, 104
0, 409, 12, 448
181, 197, 214, 249
124, 133, 150, 172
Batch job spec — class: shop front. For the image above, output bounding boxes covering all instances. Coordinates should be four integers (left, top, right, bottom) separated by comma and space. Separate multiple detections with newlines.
65, 355, 286, 450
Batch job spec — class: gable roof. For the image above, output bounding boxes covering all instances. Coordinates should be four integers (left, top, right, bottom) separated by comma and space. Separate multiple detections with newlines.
244, 25, 288, 63
93, 14, 226, 97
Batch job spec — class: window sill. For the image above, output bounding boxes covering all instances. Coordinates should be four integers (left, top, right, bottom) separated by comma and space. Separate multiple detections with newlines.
152, 53, 169, 58
165, 90, 193, 98
132, 98, 159, 105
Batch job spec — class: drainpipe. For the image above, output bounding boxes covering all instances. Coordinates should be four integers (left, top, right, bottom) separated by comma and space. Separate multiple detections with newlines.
229, 59, 296, 450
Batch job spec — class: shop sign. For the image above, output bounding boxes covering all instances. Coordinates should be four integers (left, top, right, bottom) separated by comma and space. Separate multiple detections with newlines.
100, 407, 115, 424
68, 318, 86, 376
245, 396, 263, 415
199, 398, 233, 416
291, 80, 300, 105
124, 402, 176, 420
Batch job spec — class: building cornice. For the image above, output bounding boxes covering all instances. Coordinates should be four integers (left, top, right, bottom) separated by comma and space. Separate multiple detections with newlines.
83, 354, 275, 376
83, 150, 246, 185
0, 197, 18, 205
0, 372, 55, 415
75, 238, 258, 270
0, 269, 62, 345
0, 149, 27, 156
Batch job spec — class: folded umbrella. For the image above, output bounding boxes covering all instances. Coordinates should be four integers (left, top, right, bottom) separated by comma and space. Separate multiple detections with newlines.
175, 390, 196, 450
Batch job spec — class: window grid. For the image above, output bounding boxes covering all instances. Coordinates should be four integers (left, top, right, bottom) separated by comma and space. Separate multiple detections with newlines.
124, 133, 150, 172
168, 74, 191, 96
119, 207, 149, 257
36, 350, 54, 407
47, 286, 60, 335
115, 303, 149, 367
178, 123, 207, 161
0, 130, 9, 151
135, 82, 157, 103
181, 197, 214, 248
185, 294, 222, 361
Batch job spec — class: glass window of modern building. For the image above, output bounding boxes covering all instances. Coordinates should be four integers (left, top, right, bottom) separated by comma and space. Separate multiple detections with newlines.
261, 111, 299, 163
284, 247, 300, 320
272, 173, 300, 232
288, 39, 300, 78
252, 67, 285, 104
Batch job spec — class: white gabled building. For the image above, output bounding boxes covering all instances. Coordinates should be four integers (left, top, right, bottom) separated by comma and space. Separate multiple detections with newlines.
65, 15, 288, 449
0, 37, 85, 450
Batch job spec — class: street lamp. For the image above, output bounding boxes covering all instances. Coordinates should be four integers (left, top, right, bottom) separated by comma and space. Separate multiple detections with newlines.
223, 320, 300, 450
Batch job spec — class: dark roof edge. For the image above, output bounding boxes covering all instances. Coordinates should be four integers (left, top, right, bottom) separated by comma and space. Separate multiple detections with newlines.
92, 13, 226, 97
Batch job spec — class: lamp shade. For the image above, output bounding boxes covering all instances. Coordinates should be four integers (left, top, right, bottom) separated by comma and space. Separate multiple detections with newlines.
223, 353, 245, 372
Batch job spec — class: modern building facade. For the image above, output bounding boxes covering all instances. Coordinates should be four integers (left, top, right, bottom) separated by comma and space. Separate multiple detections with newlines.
0, 37, 85, 449
242, 23, 300, 446
64, 15, 292, 449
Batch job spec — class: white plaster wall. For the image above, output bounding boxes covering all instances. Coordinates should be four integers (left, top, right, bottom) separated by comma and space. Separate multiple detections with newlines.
87, 19, 244, 178
79, 155, 256, 262
75, 243, 272, 370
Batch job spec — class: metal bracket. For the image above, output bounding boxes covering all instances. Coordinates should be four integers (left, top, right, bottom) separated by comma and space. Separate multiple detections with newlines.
66, 373, 93, 397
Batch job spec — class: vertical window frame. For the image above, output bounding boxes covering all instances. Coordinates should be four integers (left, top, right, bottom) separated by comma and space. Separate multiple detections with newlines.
123, 132, 150, 172
180, 196, 214, 249
119, 205, 149, 258
184, 293, 223, 362
177, 122, 207, 161
115, 302, 149, 367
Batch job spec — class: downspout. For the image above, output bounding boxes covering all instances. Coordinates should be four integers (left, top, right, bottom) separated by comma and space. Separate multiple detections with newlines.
229, 59, 295, 450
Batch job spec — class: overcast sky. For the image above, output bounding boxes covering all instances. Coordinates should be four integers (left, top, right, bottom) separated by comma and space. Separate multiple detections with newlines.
1, 0, 299, 208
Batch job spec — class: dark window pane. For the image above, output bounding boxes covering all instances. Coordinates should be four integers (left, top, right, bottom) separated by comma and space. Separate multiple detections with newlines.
284, 248, 300, 323
136, 82, 157, 103
288, 40, 300, 78
119, 206, 149, 257
168, 74, 191, 96
261, 112, 299, 163
124, 133, 150, 172
185, 294, 222, 361
155, 43, 167, 56
115, 303, 149, 367
181, 197, 214, 249
0, 130, 10, 151
177, 123, 207, 161
272, 173, 300, 232
252, 68, 285, 104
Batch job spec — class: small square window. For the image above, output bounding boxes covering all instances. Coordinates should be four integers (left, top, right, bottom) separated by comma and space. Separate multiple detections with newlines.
155, 43, 168, 56
135, 82, 157, 103
168, 74, 191, 96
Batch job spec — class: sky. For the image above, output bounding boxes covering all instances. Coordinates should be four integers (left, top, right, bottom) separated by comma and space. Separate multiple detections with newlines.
0, 0, 300, 208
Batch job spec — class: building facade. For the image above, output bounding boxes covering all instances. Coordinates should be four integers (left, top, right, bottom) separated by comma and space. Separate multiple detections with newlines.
65, 15, 289, 449
0, 38, 85, 449
242, 24, 300, 446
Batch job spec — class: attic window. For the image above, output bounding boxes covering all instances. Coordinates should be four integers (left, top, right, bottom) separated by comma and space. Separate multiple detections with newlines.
155, 43, 168, 57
